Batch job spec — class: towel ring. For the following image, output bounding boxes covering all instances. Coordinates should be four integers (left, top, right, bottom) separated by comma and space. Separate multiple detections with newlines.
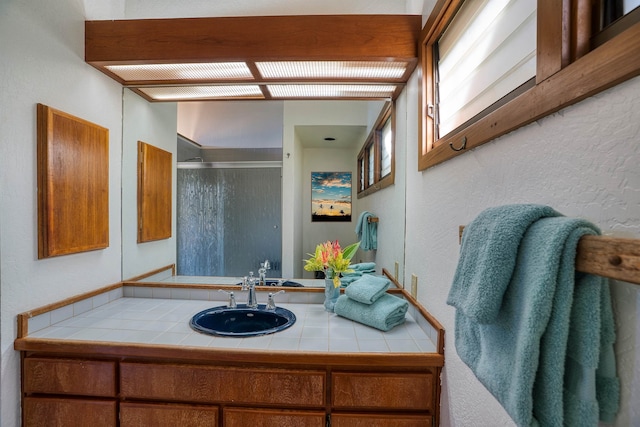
449, 136, 467, 152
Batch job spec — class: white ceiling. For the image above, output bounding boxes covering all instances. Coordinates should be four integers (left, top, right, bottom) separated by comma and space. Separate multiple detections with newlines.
177, 101, 372, 149
295, 125, 368, 149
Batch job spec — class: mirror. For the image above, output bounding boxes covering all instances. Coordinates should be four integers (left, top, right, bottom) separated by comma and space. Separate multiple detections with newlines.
121, 89, 407, 287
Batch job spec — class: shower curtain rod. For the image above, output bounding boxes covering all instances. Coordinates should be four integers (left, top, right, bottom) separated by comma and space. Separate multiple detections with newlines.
459, 226, 640, 285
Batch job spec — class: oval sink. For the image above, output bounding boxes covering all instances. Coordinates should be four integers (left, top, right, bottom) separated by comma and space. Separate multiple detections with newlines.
235, 279, 303, 287
190, 304, 296, 337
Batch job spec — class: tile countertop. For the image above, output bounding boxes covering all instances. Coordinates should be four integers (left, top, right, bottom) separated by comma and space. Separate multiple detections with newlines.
25, 285, 438, 354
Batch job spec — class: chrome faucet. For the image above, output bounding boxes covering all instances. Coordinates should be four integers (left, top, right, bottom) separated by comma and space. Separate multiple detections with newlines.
258, 259, 270, 286
266, 290, 285, 310
246, 273, 258, 308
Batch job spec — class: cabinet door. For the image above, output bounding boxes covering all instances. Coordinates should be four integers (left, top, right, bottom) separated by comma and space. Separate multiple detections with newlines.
224, 407, 326, 427
120, 402, 218, 427
120, 362, 325, 407
331, 413, 432, 427
23, 396, 116, 427
332, 372, 433, 411
23, 357, 117, 397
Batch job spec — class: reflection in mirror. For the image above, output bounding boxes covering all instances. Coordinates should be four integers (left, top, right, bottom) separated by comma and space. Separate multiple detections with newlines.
122, 95, 407, 286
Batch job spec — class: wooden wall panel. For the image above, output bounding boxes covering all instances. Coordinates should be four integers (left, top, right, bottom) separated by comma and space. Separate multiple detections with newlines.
37, 104, 109, 258
137, 141, 172, 243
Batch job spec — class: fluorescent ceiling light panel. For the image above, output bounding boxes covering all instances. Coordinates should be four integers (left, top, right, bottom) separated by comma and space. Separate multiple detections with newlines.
138, 85, 264, 100
105, 63, 253, 81
256, 61, 408, 79
267, 84, 397, 98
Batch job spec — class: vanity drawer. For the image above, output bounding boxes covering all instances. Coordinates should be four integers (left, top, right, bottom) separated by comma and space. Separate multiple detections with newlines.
23, 357, 117, 397
331, 372, 433, 411
120, 402, 218, 427
120, 362, 326, 407
331, 413, 432, 427
224, 407, 326, 427
23, 396, 116, 427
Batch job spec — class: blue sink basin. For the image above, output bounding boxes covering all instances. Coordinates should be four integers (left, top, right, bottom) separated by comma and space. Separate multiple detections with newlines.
190, 304, 296, 337
235, 279, 303, 287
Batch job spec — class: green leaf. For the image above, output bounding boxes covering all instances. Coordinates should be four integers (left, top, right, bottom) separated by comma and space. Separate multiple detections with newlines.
341, 241, 360, 261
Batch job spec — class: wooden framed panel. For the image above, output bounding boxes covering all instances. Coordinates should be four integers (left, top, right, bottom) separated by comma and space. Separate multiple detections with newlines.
137, 141, 172, 243
37, 104, 109, 258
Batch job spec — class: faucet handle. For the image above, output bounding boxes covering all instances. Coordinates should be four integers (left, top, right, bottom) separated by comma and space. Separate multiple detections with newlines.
218, 289, 237, 308
266, 290, 285, 310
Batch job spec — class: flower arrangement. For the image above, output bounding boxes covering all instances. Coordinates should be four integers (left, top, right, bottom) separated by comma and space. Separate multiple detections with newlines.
304, 240, 360, 288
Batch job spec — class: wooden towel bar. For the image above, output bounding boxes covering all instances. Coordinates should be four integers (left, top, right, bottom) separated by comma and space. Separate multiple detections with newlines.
459, 226, 640, 285
367, 216, 379, 223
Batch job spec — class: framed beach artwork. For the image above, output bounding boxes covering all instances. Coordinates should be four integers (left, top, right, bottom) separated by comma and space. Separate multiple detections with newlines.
311, 172, 352, 222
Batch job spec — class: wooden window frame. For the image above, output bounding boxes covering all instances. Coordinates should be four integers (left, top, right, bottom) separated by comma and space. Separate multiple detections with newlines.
419, 0, 640, 171
357, 102, 395, 198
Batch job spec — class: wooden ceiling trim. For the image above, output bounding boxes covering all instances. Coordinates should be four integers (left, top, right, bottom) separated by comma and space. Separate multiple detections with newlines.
85, 15, 422, 65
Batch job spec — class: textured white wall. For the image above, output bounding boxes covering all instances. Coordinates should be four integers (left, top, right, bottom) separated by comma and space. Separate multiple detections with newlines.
354, 89, 411, 279
0, 1, 124, 425
403, 75, 640, 426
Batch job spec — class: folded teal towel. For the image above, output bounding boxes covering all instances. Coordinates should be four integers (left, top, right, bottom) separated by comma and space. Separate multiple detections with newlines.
334, 293, 407, 331
447, 205, 619, 426
340, 262, 376, 287
340, 273, 373, 286
350, 262, 376, 272
355, 211, 377, 251
344, 275, 390, 304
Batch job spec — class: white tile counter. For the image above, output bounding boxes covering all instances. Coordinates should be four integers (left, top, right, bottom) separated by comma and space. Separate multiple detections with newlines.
25, 286, 437, 354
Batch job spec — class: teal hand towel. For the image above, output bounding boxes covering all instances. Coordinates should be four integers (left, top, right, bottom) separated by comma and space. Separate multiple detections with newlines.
355, 211, 377, 251
448, 207, 620, 427
334, 293, 407, 332
447, 204, 560, 323
345, 275, 390, 304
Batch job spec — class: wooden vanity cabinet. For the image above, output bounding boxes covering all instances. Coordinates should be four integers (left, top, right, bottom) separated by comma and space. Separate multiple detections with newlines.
20, 352, 440, 426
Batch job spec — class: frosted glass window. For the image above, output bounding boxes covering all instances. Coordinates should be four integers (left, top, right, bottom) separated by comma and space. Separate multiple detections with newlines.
380, 118, 392, 178
357, 102, 394, 197
436, 0, 537, 136
368, 148, 375, 186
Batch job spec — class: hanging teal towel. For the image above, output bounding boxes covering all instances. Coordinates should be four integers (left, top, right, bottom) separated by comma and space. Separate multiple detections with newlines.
355, 211, 377, 251
447, 205, 619, 426
334, 293, 407, 331
345, 275, 390, 304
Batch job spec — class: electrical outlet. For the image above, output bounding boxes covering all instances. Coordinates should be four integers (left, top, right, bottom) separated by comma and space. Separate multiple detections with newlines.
394, 261, 399, 280
411, 274, 418, 298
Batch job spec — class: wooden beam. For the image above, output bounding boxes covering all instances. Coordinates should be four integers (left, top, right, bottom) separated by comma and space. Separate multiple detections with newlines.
85, 15, 422, 65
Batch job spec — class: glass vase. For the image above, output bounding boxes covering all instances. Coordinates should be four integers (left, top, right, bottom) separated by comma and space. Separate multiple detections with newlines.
324, 276, 340, 312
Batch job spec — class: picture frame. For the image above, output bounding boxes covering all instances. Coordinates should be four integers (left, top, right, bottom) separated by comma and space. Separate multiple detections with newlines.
311, 172, 352, 222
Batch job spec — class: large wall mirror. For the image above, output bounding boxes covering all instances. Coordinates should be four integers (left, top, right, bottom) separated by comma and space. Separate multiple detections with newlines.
121, 89, 407, 286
